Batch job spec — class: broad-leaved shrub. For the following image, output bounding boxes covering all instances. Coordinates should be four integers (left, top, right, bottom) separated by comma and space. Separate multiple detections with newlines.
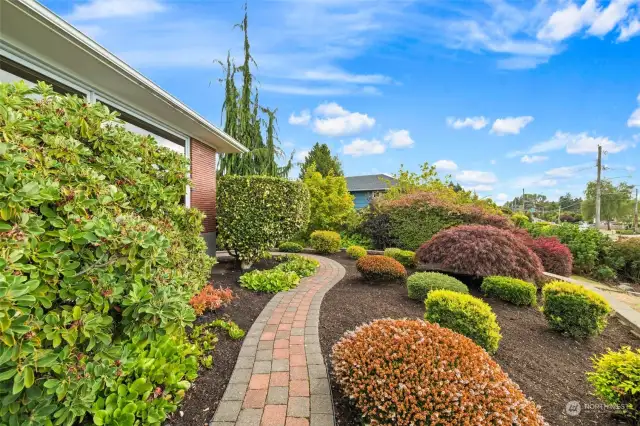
189, 285, 234, 315
331, 319, 544, 425
542, 281, 611, 338
481, 276, 537, 306
416, 225, 543, 281
407, 272, 468, 301
278, 242, 303, 253
239, 269, 300, 293
612, 238, 640, 283
529, 236, 573, 277
274, 254, 319, 278
309, 230, 341, 253
346, 245, 367, 259
356, 255, 406, 282
424, 289, 502, 353
383, 247, 415, 267
217, 175, 310, 268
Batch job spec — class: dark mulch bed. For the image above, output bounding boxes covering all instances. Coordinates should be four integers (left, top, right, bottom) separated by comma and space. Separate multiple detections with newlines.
320, 252, 640, 426
167, 257, 278, 426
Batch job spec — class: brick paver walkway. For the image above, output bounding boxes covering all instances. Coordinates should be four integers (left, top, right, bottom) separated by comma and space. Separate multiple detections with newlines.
211, 254, 345, 426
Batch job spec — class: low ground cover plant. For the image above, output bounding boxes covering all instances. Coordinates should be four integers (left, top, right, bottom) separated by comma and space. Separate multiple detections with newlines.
331, 319, 544, 425
383, 247, 416, 267
346, 245, 367, 259
424, 289, 502, 354
189, 286, 234, 315
481, 276, 537, 306
356, 255, 407, 282
588, 346, 640, 421
239, 269, 300, 292
407, 272, 468, 301
310, 230, 341, 253
278, 242, 303, 253
528, 236, 573, 277
542, 281, 611, 338
274, 254, 319, 277
416, 225, 543, 282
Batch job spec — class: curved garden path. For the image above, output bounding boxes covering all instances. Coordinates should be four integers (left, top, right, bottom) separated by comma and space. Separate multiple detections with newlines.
210, 254, 344, 426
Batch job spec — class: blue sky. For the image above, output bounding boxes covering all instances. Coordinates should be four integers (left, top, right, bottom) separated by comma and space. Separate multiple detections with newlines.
43, 0, 640, 204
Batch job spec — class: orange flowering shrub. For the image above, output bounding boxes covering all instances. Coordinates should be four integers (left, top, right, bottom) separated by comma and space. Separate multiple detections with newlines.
189, 285, 234, 315
331, 319, 545, 425
356, 255, 407, 281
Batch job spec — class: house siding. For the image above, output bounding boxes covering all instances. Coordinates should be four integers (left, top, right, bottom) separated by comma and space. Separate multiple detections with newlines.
353, 191, 375, 209
190, 138, 217, 254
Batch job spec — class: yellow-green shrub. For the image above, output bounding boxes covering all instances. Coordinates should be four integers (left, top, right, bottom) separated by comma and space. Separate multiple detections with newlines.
310, 230, 341, 253
407, 272, 468, 301
346, 245, 367, 259
424, 290, 502, 354
278, 242, 303, 253
541, 281, 611, 338
481, 276, 537, 306
383, 247, 415, 267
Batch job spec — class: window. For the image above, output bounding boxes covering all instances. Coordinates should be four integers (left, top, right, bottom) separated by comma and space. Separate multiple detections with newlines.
1, 56, 86, 97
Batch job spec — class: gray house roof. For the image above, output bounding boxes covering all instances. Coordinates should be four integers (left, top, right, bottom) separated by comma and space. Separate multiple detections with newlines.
346, 174, 398, 192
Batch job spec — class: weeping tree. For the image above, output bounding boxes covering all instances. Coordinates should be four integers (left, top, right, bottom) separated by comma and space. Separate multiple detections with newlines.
217, 5, 293, 177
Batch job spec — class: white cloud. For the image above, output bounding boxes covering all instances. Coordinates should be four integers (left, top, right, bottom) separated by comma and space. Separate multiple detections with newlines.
512, 175, 558, 188
446, 116, 488, 130
497, 56, 549, 70
342, 138, 385, 157
434, 160, 458, 172
261, 84, 352, 96
465, 185, 494, 192
521, 155, 548, 164
494, 193, 509, 202
588, 0, 635, 37
537, 0, 598, 41
312, 103, 375, 137
384, 129, 414, 148
298, 69, 392, 85
294, 149, 310, 162
629, 93, 640, 127
619, 18, 640, 41
537, 178, 559, 187
491, 116, 534, 135
68, 0, 165, 21
545, 163, 592, 178
490, 159, 497, 165
456, 170, 498, 184
511, 131, 628, 156
289, 110, 311, 126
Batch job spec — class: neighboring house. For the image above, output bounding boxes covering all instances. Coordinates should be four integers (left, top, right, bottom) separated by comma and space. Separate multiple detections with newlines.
1, 0, 248, 255
346, 174, 398, 209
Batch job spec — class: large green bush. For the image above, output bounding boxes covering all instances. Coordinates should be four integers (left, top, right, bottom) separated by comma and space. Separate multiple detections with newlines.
407, 272, 468, 301
0, 82, 215, 425
217, 175, 309, 268
424, 290, 502, 354
309, 230, 341, 253
612, 238, 640, 283
481, 276, 537, 306
302, 164, 354, 235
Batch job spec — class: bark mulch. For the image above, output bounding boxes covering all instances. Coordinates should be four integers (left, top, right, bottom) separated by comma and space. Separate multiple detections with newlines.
167, 257, 278, 426
319, 252, 640, 426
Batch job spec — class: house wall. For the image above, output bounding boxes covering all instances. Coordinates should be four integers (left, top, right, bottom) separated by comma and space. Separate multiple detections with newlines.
190, 138, 217, 255
353, 191, 374, 209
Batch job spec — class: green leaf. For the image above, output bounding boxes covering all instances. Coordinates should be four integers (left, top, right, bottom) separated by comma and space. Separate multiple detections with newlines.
12, 371, 24, 394
72, 306, 81, 321
23, 366, 34, 388
93, 410, 107, 426
0, 368, 17, 382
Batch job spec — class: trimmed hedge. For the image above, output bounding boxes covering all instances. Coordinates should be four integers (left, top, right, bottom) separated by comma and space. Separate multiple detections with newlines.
529, 236, 573, 277
383, 248, 416, 267
424, 290, 502, 354
217, 175, 310, 267
588, 346, 640, 421
356, 255, 406, 281
278, 242, 303, 253
542, 281, 612, 338
331, 319, 544, 425
481, 276, 537, 306
346, 245, 367, 259
407, 272, 468, 301
310, 230, 341, 253
416, 225, 543, 282
612, 238, 640, 283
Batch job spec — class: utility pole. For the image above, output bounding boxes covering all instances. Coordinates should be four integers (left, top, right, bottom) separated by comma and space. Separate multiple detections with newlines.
634, 188, 638, 233
558, 204, 561, 224
522, 188, 525, 212
595, 145, 602, 229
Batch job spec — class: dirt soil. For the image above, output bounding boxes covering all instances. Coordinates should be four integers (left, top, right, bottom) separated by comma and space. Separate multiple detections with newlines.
320, 252, 640, 426
167, 257, 277, 426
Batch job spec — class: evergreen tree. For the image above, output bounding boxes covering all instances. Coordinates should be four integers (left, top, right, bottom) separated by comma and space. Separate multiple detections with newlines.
299, 142, 343, 179
217, 4, 292, 177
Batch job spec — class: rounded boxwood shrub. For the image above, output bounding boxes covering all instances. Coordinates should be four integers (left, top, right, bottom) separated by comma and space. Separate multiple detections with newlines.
0, 82, 215, 425
346, 245, 367, 259
542, 281, 612, 338
278, 241, 303, 253
383, 247, 416, 267
310, 230, 341, 253
481, 276, 537, 306
424, 289, 502, 354
331, 319, 544, 425
356, 255, 406, 281
529, 236, 573, 277
612, 238, 640, 283
416, 225, 543, 282
588, 346, 640, 421
217, 175, 310, 268
407, 272, 468, 301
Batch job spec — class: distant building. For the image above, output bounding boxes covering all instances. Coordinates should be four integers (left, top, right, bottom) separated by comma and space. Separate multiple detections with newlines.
346, 174, 398, 209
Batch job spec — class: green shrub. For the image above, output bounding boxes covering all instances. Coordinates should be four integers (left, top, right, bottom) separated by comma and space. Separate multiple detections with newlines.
511, 213, 531, 228
542, 281, 612, 338
383, 247, 416, 267
545, 223, 614, 275
275, 254, 319, 278
588, 346, 640, 421
302, 164, 354, 235
0, 82, 214, 425
424, 290, 502, 354
239, 269, 300, 292
217, 175, 310, 268
612, 238, 640, 283
481, 276, 537, 306
356, 255, 407, 281
346, 245, 367, 259
594, 266, 617, 282
407, 272, 468, 301
278, 242, 303, 253
310, 230, 341, 253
